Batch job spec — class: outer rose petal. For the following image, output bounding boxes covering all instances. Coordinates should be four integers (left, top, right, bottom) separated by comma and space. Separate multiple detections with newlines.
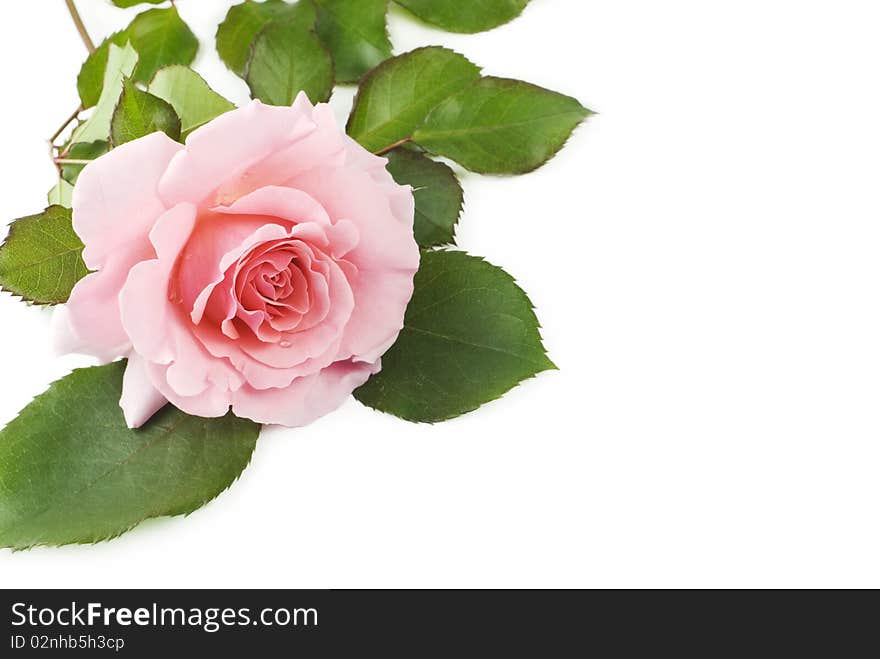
231, 359, 381, 426
120, 354, 169, 428
146, 362, 234, 420
73, 132, 182, 270
119, 204, 198, 363
55, 132, 181, 359
55, 245, 153, 361
158, 95, 345, 209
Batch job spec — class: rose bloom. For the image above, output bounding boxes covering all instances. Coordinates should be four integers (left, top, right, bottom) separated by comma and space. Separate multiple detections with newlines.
54, 93, 419, 428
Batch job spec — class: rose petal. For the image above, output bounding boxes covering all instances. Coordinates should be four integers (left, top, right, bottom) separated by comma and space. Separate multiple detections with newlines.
146, 362, 233, 419
119, 204, 198, 363
73, 132, 182, 270
120, 353, 169, 429
158, 99, 317, 209
57, 244, 153, 361
214, 186, 332, 226
231, 359, 380, 426
287, 165, 419, 361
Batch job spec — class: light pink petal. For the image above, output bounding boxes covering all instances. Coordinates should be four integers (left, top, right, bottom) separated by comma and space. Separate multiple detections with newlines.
326, 220, 359, 259
190, 323, 296, 390
232, 99, 347, 198
149, 203, 197, 259
57, 245, 153, 361
343, 135, 416, 229
118, 204, 198, 364
50, 306, 83, 356
146, 362, 233, 419
214, 186, 331, 226
289, 166, 416, 271
163, 323, 243, 397
288, 165, 419, 361
122, 212, 246, 400
231, 359, 380, 426
73, 132, 182, 269
158, 99, 317, 209
120, 354, 168, 429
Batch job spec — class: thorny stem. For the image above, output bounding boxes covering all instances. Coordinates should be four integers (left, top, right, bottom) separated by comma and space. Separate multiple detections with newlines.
373, 136, 413, 156
64, 0, 95, 54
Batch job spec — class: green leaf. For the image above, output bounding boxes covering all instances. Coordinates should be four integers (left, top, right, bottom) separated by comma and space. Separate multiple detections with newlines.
394, 0, 529, 33
0, 362, 260, 549
77, 7, 198, 108
60, 141, 108, 185
77, 36, 115, 109
149, 65, 235, 138
216, 0, 316, 77
246, 19, 334, 105
313, 0, 391, 83
47, 180, 74, 208
111, 0, 166, 6
0, 206, 88, 305
124, 7, 199, 83
111, 78, 182, 147
73, 43, 139, 144
385, 149, 462, 247
347, 47, 481, 153
355, 250, 554, 422
413, 77, 591, 174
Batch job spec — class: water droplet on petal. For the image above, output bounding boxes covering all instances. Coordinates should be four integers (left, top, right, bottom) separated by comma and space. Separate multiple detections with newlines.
279, 340, 292, 348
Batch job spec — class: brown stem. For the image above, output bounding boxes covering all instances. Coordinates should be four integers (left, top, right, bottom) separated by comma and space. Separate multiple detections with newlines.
64, 0, 95, 53
49, 105, 83, 146
373, 136, 413, 156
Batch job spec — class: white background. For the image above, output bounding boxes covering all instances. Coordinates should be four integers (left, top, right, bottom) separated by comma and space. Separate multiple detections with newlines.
1, 0, 879, 588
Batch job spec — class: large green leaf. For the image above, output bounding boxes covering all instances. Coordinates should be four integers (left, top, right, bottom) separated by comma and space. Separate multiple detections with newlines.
111, 78, 182, 146
0, 206, 88, 305
0, 362, 260, 549
385, 149, 462, 247
60, 141, 108, 185
355, 250, 554, 422
216, 0, 316, 77
313, 0, 391, 83
394, 0, 529, 33
413, 77, 591, 174
73, 43, 138, 144
246, 19, 334, 105
77, 8, 198, 108
347, 47, 481, 153
149, 65, 235, 138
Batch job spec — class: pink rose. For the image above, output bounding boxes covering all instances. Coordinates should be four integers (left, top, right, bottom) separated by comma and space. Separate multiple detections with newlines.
54, 94, 419, 428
